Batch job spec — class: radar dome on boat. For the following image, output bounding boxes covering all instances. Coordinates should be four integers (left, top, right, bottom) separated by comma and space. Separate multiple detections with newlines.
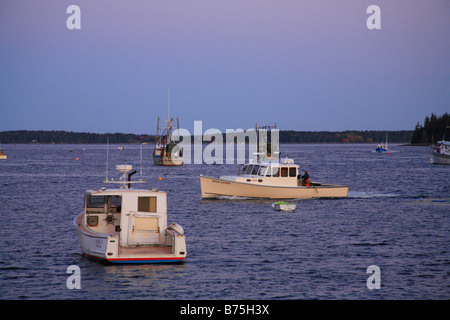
115, 164, 133, 173
281, 158, 294, 164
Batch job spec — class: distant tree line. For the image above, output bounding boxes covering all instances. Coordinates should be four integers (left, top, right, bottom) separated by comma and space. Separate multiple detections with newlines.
411, 113, 450, 145
0, 129, 415, 144
279, 130, 412, 143
0, 130, 155, 144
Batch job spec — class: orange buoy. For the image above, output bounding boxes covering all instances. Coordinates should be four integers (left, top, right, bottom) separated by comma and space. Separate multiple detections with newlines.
158, 177, 162, 181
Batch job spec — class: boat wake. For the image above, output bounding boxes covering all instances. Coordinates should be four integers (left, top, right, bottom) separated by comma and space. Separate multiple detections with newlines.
348, 191, 402, 199
410, 198, 450, 205
215, 195, 254, 200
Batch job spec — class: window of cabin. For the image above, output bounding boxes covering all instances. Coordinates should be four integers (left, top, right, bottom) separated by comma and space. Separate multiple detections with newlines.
138, 196, 157, 213
85, 195, 107, 213
86, 195, 107, 208
245, 165, 254, 175
281, 167, 288, 177
272, 167, 279, 177
289, 167, 297, 177
259, 166, 268, 176
110, 195, 122, 212
251, 165, 260, 175
85, 195, 122, 213
241, 165, 248, 175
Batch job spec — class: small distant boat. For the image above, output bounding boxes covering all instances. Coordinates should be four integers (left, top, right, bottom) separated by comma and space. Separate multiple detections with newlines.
431, 126, 450, 165
375, 132, 389, 153
118, 146, 125, 150
153, 90, 183, 166
272, 201, 296, 211
74, 161, 187, 264
0, 148, 6, 160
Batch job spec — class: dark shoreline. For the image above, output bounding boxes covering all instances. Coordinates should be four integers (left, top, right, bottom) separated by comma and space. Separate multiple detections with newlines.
0, 129, 414, 145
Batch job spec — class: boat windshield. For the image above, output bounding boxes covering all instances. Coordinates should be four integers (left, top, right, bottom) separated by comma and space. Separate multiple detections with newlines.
85, 194, 122, 213
238, 164, 273, 176
259, 166, 268, 176
86, 195, 107, 208
251, 165, 260, 175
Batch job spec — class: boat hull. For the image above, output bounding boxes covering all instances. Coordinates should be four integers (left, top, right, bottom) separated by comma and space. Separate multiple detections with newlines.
200, 175, 348, 199
431, 152, 450, 165
74, 213, 186, 264
153, 155, 183, 166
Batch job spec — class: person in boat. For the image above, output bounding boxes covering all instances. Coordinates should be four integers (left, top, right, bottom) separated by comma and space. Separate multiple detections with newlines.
301, 170, 310, 187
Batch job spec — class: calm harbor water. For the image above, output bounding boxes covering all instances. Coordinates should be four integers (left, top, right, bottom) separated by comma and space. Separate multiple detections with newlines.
0, 143, 448, 300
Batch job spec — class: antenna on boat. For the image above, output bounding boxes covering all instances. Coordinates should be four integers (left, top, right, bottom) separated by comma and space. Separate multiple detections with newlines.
140, 143, 143, 180
168, 88, 170, 120
106, 136, 109, 182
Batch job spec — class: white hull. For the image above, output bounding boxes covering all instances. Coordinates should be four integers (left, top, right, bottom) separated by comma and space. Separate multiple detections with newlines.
74, 213, 186, 263
200, 175, 348, 199
431, 152, 450, 165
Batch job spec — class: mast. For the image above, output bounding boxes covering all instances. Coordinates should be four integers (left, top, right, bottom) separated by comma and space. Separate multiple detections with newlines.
106, 137, 109, 182
386, 132, 388, 148
155, 116, 160, 148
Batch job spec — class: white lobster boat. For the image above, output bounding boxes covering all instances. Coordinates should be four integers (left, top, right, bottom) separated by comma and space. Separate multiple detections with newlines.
74, 164, 187, 264
200, 123, 348, 199
200, 158, 348, 199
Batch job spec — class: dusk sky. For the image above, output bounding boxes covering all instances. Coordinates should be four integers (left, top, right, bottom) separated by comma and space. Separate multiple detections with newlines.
1, 1, 449, 134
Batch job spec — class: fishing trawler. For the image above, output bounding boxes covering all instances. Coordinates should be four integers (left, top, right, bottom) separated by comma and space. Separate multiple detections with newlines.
431, 126, 450, 165
74, 163, 187, 264
200, 124, 349, 199
153, 115, 183, 166
153, 91, 183, 166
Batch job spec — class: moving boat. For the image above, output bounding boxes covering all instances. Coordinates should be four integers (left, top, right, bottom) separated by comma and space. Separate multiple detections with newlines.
431, 126, 450, 165
74, 164, 187, 263
153, 91, 183, 166
375, 132, 389, 153
200, 159, 348, 199
200, 124, 349, 199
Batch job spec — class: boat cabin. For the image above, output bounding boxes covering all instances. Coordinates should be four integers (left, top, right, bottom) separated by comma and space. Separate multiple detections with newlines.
83, 188, 168, 247
229, 158, 303, 187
